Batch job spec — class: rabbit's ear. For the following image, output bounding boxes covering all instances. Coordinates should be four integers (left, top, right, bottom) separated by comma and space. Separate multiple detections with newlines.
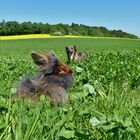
31, 52, 48, 66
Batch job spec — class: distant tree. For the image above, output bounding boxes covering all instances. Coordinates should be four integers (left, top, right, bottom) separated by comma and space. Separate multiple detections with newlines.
0, 20, 6, 35
0, 21, 20, 35
49, 25, 58, 34
0, 20, 138, 38
88, 27, 104, 37
38, 23, 50, 34
32, 23, 41, 34
20, 22, 32, 34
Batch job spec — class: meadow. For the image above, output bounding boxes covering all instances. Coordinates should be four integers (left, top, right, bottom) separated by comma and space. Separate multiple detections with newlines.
0, 37, 140, 57
0, 36, 140, 140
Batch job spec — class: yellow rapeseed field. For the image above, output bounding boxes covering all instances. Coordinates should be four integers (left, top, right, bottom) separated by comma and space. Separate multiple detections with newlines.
0, 34, 87, 40
0, 34, 138, 40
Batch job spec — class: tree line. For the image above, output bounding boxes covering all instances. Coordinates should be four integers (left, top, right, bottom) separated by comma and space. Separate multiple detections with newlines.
0, 20, 137, 38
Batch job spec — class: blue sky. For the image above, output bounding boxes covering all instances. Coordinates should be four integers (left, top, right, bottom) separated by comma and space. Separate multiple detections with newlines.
0, 0, 139, 36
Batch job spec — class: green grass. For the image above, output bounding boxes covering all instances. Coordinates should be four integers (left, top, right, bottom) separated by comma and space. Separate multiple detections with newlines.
0, 38, 140, 58
0, 37, 140, 139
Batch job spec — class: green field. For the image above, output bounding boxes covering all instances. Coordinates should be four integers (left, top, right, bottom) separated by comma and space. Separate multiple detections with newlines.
0, 38, 140, 57
0, 37, 140, 140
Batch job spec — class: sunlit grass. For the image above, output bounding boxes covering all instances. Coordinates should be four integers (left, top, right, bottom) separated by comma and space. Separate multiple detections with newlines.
0, 37, 140, 139
0, 52, 140, 139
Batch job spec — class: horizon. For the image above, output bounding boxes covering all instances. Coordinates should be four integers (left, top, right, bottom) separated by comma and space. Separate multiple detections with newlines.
0, 19, 138, 37
0, 0, 140, 37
